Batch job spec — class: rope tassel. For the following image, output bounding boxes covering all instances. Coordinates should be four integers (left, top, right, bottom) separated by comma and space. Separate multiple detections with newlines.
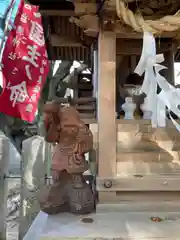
115, 0, 180, 34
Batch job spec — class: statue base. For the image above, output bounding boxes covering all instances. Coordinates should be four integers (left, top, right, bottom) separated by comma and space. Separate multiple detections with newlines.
38, 171, 95, 215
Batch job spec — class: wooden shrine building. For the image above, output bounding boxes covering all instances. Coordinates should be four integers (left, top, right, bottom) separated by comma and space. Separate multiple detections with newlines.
27, 0, 180, 205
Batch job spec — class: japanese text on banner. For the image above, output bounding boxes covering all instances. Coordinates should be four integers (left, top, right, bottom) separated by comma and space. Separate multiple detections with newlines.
0, 0, 49, 122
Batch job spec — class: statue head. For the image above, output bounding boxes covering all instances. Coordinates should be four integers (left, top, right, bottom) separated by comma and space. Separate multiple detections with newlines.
43, 100, 83, 143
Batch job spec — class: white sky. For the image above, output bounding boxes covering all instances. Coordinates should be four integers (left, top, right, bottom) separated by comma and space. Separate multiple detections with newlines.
53, 60, 81, 76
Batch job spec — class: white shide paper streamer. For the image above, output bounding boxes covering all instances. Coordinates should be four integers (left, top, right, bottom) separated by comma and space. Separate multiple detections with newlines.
134, 32, 180, 131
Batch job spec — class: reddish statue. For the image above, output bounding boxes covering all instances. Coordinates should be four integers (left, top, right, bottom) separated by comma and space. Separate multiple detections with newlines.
39, 101, 95, 214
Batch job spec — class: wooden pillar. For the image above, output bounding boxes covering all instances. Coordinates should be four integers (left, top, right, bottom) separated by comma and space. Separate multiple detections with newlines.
97, 30, 117, 202
93, 49, 98, 98
162, 49, 175, 85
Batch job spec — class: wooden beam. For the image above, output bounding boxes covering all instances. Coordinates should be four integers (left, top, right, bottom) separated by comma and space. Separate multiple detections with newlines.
71, 16, 180, 39
51, 34, 84, 47
74, 2, 97, 15
41, 2, 97, 17
98, 30, 117, 202
40, 10, 74, 16
116, 39, 175, 55
115, 24, 180, 39
97, 176, 180, 192
50, 33, 176, 55
85, 28, 180, 40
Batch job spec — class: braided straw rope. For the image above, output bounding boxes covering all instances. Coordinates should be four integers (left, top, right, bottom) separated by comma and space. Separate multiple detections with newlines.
116, 0, 180, 34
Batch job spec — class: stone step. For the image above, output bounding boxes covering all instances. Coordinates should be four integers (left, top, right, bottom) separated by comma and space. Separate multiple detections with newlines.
97, 202, 180, 212
118, 123, 180, 139
117, 139, 180, 152
91, 123, 180, 152
117, 123, 180, 152
117, 151, 180, 176
98, 190, 180, 205
117, 151, 180, 162
117, 120, 180, 131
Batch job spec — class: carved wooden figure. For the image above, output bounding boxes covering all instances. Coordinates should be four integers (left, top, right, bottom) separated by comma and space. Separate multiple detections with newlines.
38, 101, 95, 215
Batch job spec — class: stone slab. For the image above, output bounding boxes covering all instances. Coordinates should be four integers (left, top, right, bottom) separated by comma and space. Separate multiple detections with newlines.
23, 210, 180, 240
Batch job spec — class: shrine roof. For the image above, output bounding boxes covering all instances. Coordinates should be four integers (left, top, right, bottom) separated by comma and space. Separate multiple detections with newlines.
26, 0, 180, 61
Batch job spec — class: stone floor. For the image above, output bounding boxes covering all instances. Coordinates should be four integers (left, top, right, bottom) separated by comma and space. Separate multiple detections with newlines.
23, 209, 180, 240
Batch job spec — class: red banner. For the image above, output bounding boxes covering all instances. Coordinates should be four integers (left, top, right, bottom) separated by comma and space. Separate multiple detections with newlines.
0, 0, 49, 122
